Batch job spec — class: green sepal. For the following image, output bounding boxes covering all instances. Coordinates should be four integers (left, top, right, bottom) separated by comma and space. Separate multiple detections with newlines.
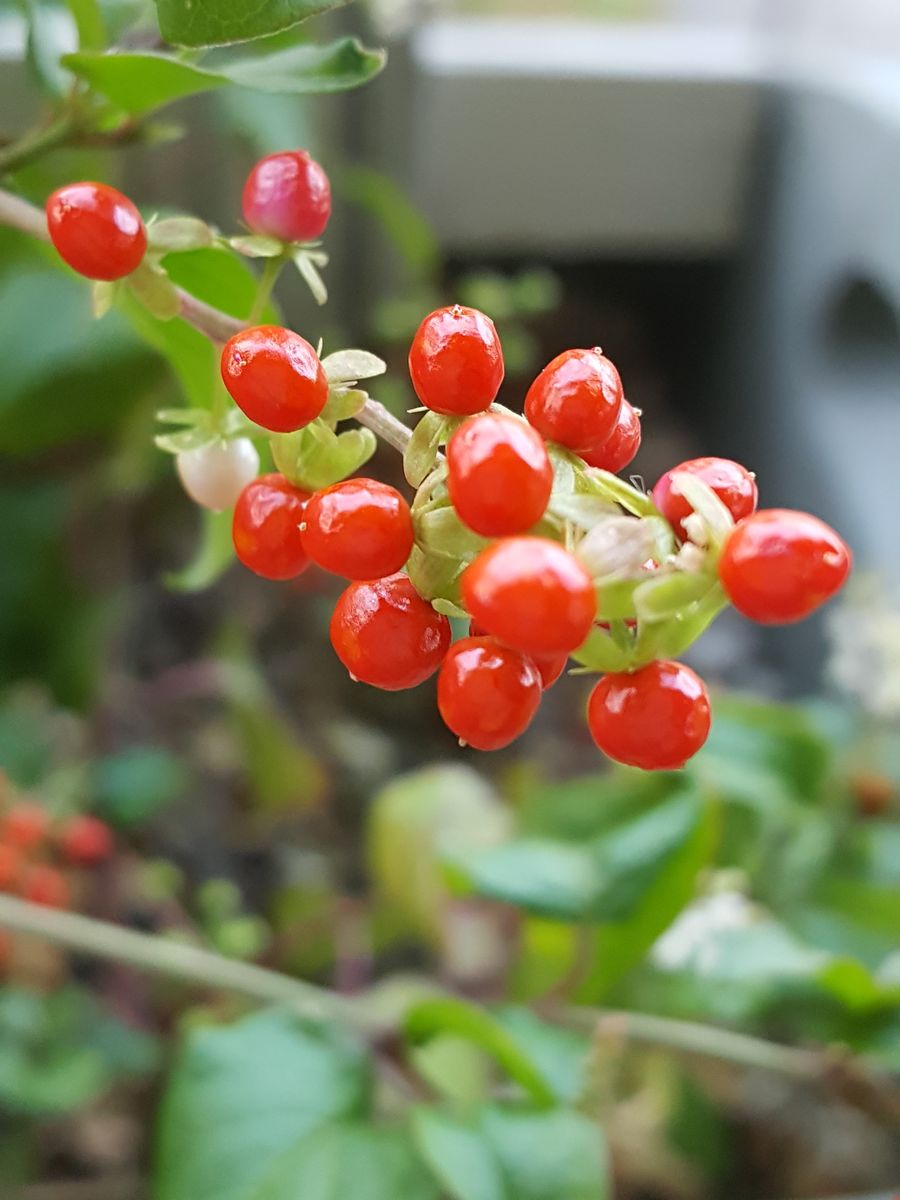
292, 246, 328, 306
228, 234, 285, 259
322, 349, 387, 385
148, 216, 215, 254
127, 259, 181, 320
415, 506, 490, 563
583, 468, 658, 517
320, 387, 367, 423
569, 626, 632, 673
406, 545, 464, 604
547, 492, 618, 529
632, 570, 717, 624
91, 280, 117, 318
270, 421, 376, 490
431, 597, 469, 619
404, 411, 448, 488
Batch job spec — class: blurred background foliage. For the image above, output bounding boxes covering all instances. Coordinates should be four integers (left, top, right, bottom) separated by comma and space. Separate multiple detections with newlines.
0, 0, 897, 1197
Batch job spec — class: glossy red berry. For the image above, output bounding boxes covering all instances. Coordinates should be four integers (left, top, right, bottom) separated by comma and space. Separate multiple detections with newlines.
587, 660, 711, 770
579, 400, 642, 473
408, 306, 504, 416
447, 413, 553, 536
525, 347, 623, 452
20, 864, 70, 909
462, 537, 596, 657
330, 573, 451, 690
242, 150, 331, 243
652, 457, 758, 542
46, 181, 146, 280
59, 815, 113, 867
1, 804, 49, 851
0, 844, 23, 891
438, 637, 542, 751
468, 620, 566, 690
233, 473, 311, 580
302, 479, 414, 580
221, 325, 328, 433
718, 508, 852, 624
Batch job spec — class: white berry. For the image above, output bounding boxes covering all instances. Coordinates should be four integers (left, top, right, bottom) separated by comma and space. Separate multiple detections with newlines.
176, 438, 259, 511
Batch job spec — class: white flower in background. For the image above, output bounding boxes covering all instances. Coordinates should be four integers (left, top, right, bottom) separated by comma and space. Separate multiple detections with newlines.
827, 577, 900, 719
652, 879, 757, 972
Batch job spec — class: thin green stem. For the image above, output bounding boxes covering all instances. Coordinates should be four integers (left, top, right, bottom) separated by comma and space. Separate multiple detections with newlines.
0, 112, 77, 176
0, 893, 382, 1034
248, 254, 286, 324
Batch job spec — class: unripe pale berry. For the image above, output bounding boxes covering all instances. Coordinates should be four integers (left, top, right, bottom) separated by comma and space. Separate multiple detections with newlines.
176, 438, 260, 511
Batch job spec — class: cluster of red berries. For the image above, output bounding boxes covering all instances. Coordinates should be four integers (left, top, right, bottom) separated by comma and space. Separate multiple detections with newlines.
0, 802, 113, 919
42, 152, 852, 772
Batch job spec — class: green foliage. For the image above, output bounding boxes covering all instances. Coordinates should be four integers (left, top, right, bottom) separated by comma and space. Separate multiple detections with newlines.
153, 0, 341, 47
412, 1105, 608, 1200
64, 38, 385, 114
93, 745, 188, 827
0, 986, 159, 1115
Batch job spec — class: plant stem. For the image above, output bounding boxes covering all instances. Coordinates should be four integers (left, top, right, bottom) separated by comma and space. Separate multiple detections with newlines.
0, 113, 76, 176
248, 253, 285, 324
565, 1007, 900, 1126
0, 893, 381, 1034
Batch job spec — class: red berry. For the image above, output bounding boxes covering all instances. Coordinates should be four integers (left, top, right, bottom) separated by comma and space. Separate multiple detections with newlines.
579, 400, 642, 473
447, 413, 553, 537
408, 306, 504, 416
0, 844, 23, 891
302, 478, 414, 580
242, 150, 331, 243
587, 660, 711, 770
438, 637, 542, 750
1, 803, 49, 851
330, 573, 451, 690
524, 347, 623, 452
462, 537, 596, 657
59, 815, 113, 867
19, 864, 70, 909
46, 181, 146, 281
652, 457, 758, 542
718, 508, 852, 624
221, 325, 328, 433
233, 473, 311, 580
468, 620, 566, 690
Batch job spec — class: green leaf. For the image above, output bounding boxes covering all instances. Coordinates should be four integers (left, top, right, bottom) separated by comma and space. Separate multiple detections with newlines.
405, 412, 447, 487
164, 507, 235, 592
154, 1010, 370, 1200
127, 260, 181, 320
223, 37, 386, 94
452, 788, 708, 925
406, 544, 464, 605
63, 38, 384, 115
18, 0, 72, 96
492, 1009, 590, 1104
338, 164, 440, 277
67, 0, 105, 49
406, 998, 556, 1107
322, 349, 387, 385
583, 469, 657, 517
94, 746, 187, 828
91, 279, 116, 318
148, 216, 215, 253
412, 1106, 608, 1200
251, 1121, 438, 1200
154, 0, 341, 47
568, 627, 630, 674
62, 51, 227, 113
368, 765, 510, 939
548, 493, 617, 529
